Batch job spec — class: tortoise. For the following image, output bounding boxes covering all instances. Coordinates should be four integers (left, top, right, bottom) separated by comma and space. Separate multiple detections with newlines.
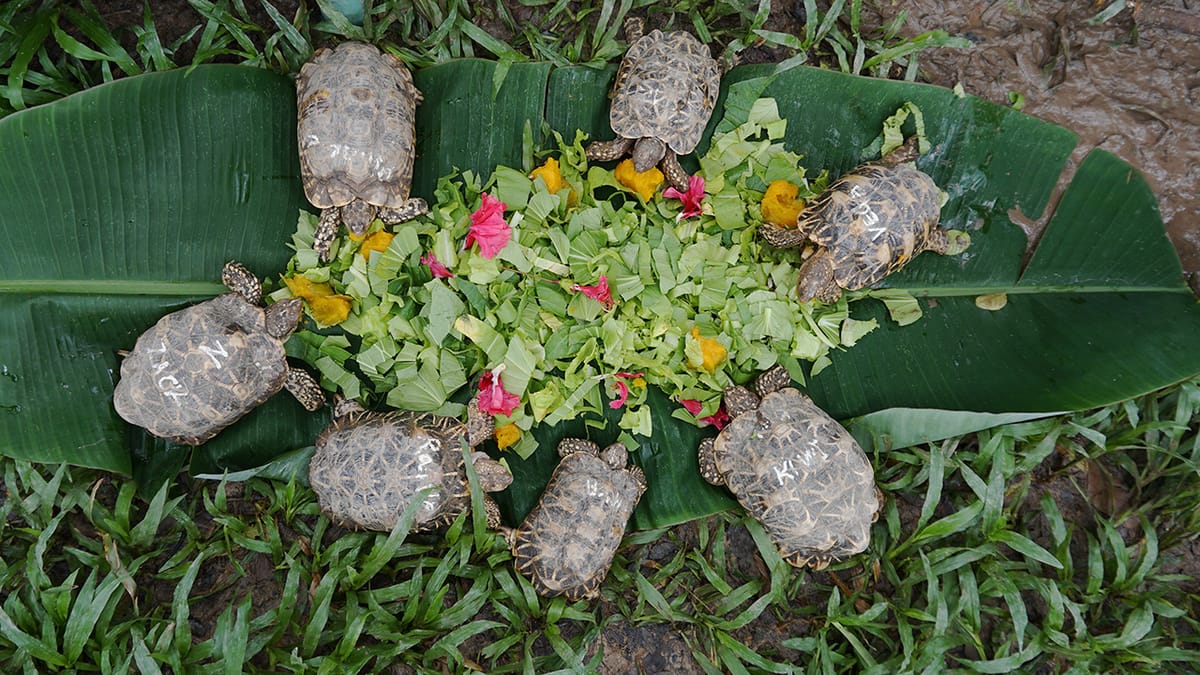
759, 138, 961, 303
113, 262, 325, 445
507, 439, 646, 601
698, 366, 880, 569
296, 41, 428, 261
584, 17, 720, 192
309, 397, 513, 532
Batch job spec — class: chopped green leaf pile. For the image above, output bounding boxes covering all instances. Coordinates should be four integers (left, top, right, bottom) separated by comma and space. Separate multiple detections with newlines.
277, 99, 928, 458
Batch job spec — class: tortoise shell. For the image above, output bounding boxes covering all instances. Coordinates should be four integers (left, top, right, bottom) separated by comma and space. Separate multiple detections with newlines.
296, 42, 420, 212
802, 162, 942, 291
701, 368, 878, 568
113, 293, 297, 445
609, 28, 719, 155
510, 440, 646, 601
310, 410, 486, 532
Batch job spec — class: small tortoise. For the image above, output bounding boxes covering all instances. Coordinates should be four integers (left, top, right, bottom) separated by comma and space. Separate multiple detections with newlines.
296, 41, 428, 261
113, 262, 325, 445
760, 138, 961, 303
698, 366, 879, 569
309, 397, 512, 531
585, 17, 720, 191
507, 439, 646, 601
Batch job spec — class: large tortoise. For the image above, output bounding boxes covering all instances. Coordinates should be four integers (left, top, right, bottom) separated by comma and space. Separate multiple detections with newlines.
296, 41, 428, 261
113, 262, 325, 445
507, 439, 646, 601
698, 366, 879, 569
309, 397, 512, 531
585, 17, 720, 191
760, 138, 964, 303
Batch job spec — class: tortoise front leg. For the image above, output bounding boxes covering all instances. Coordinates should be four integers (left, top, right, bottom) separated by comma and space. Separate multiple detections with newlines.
284, 366, 326, 411
661, 151, 690, 192
379, 197, 429, 224
698, 438, 723, 485
221, 261, 262, 304
313, 207, 341, 262
585, 136, 634, 163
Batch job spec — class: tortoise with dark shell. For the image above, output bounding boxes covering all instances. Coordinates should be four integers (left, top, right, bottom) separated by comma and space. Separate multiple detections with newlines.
507, 439, 646, 601
309, 397, 512, 532
113, 262, 325, 445
698, 366, 880, 569
296, 41, 428, 261
585, 17, 720, 191
760, 138, 965, 303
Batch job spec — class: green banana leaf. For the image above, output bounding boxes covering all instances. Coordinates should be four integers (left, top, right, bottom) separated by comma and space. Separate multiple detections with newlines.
1, 60, 1197, 529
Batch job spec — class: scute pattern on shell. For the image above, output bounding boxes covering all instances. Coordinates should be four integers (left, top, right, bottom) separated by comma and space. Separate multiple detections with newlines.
609, 29, 719, 154
712, 387, 878, 567
297, 42, 419, 210
801, 163, 941, 290
309, 411, 471, 531
112, 293, 290, 445
511, 451, 645, 601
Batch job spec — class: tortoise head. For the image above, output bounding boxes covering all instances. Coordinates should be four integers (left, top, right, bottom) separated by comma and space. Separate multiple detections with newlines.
340, 200, 379, 237
599, 442, 628, 471
470, 451, 513, 492
795, 249, 843, 304
465, 398, 495, 448
880, 136, 921, 166
631, 137, 666, 174
265, 298, 303, 339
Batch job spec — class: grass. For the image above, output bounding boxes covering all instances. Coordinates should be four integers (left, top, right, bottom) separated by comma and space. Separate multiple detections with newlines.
1, 1, 1197, 672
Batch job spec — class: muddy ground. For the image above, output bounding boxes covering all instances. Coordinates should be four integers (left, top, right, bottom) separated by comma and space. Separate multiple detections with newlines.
79, 0, 1200, 671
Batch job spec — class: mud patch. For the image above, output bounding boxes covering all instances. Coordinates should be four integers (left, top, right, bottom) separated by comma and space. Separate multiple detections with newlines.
595, 620, 703, 675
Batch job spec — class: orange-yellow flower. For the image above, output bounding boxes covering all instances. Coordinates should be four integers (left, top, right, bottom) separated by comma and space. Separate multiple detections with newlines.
531, 157, 566, 193
283, 275, 352, 326
614, 159, 664, 201
359, 231, 395, 259
761, 180, 806, 227
494, 423, 521, 450
689, 326, 727, 373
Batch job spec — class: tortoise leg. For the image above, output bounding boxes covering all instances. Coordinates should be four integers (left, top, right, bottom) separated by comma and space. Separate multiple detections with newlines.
757, 223, 808, 249
284, 366, 326, 411
557, 437, 600, 458
221, 261, 262, 304
795, 249, 843, 304
697, 438, 723, 485
379, 197, 429, 224
754, 366, 793, 398
660, 151, 690, 192
483, 495, 504, 530
313, 207, 341, 262
623, 15, 644, 43
584, 136, 634, 163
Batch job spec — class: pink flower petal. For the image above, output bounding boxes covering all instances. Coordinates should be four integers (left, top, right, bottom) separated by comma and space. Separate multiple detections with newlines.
465, 193, 511, 259
664, 175, 706, 220
420, 252, 454, 279
679, 398, 704, 416
572, 275, 615, 311
609, 379, 630, 409
476, 367, 520, 416
700, 404, 730, 430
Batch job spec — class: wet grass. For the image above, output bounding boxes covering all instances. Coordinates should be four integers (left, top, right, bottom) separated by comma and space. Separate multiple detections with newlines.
1, 1, 1198, 672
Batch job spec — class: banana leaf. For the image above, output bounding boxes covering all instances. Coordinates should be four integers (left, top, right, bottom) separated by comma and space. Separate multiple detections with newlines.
1, 61, 1197, 529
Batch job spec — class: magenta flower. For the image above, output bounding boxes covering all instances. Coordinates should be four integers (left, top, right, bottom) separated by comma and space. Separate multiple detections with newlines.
679, 398, 704, 416
420, 252, 454, 279
663, 175, 706, 221
476, 366, 520, 416
680, 398, 729, 429
609, 372, 645, 410
464, 193, 511, 259
572, 275, 615, 311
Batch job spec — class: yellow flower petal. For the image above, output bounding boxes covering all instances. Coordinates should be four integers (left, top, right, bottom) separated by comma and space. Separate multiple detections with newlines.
531, 157, 566, 194
359, 230, 395, 260
614, 159, 664, 201
494, 423, 521, 451
761, 180, 806, 227
283, 275, 352, 326
690, 327, 728, 373
632, 377, 646, 389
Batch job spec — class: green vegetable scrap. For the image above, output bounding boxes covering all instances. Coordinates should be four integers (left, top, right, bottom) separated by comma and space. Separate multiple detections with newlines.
276, 99, 926, 458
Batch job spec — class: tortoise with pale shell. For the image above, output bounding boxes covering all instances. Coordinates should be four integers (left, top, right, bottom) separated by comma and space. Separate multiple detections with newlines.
698, 366, 880, 569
